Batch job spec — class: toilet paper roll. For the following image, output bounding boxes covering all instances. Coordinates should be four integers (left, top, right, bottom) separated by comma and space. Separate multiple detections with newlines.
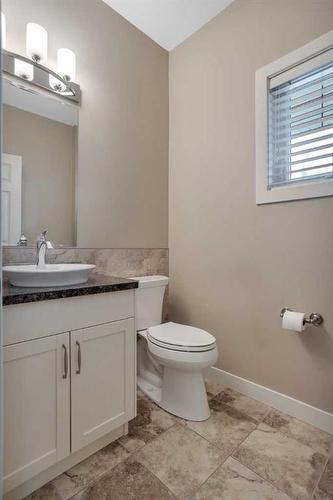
282, 310, 305, 332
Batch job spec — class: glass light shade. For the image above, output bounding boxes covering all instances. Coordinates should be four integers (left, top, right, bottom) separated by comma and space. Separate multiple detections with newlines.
14, 59, 34, 81
57, 48, 76, 81
26, 22, 48, 63
49, 74, 66, 92
1, 12, 6, 49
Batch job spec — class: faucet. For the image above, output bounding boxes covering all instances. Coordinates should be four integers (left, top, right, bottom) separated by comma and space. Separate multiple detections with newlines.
36, 230, 53, 267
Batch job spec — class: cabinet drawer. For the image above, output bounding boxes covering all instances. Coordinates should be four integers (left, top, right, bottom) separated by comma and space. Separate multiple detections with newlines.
4, 290, 135, 345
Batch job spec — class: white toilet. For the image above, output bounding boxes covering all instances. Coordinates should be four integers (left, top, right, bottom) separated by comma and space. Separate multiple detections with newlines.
135, 275, 218, 421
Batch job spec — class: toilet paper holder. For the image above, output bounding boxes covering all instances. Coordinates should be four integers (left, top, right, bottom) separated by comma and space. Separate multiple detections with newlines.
280, 308, 323, 326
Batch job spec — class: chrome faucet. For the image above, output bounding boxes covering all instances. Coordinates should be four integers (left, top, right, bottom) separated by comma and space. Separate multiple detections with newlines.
36, 230, 53, 267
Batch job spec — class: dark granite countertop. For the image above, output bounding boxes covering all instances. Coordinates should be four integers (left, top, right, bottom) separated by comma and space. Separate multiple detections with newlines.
3, 273, 138, 306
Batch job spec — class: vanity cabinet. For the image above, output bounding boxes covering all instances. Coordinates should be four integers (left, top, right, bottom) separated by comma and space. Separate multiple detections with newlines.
3, 333, 71, 493
3, 289, 137, 499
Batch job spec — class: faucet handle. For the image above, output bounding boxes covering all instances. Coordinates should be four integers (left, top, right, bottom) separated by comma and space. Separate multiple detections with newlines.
37, 230, 48, 243
38, 230, 53, 248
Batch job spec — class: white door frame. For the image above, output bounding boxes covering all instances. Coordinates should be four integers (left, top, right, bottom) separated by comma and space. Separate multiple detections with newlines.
2, 153, 22, 245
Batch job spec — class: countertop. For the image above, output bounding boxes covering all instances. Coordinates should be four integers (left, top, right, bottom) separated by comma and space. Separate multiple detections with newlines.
3, 273, 138, 306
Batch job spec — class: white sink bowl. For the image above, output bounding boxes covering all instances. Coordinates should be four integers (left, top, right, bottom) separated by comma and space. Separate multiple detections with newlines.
3, 264, 96, 287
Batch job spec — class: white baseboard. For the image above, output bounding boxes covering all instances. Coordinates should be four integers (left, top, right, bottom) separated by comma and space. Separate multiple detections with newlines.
205, 367, 333, 435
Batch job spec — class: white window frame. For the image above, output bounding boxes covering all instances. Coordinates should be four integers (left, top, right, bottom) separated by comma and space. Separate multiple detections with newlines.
256, 29, 333, 204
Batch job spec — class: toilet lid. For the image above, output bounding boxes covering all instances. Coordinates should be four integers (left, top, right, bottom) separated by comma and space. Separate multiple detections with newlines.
147, 322, 216, 351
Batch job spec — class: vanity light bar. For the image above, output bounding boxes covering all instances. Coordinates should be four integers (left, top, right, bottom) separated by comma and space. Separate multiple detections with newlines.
2, 50, 81, 104
1, 17, 80, 104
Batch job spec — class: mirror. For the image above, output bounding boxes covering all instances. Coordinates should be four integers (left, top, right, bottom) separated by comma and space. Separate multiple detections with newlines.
2, 77, 78, 246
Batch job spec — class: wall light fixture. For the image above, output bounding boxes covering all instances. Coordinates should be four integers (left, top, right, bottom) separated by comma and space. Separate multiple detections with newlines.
2, 16, 80, 104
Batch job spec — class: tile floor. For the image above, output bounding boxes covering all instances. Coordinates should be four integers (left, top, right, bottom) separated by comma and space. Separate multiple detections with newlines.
26, 382, 333, 500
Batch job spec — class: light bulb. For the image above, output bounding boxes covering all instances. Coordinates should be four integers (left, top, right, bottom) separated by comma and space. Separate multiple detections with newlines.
14, 59, 34, 81
1, 12, 6, 49
26, 22, 48, 63
49, 74, 66, 92
57, 48, 76, 81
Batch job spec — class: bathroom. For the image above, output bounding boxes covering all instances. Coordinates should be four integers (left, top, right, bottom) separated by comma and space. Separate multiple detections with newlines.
0, 0, 332, 498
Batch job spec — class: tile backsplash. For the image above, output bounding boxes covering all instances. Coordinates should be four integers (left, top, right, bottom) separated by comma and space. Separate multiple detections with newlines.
3, 247, 168, 277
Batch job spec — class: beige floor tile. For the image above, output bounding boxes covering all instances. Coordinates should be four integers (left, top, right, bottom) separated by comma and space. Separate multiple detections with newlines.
24, 441, 129, 500
185, 403, 257, 459
211, 388, 270, 422
24, 480, 64, 500
65, 440, 129, 492
264, 409, 333, 456
194, 457, 291, 500
135, 423, 223, 499
119, 397, 176, 452
314, 458, 333, 500
233, 423, 327, 500
25, 391, 331, 500
72, 457, 175, 500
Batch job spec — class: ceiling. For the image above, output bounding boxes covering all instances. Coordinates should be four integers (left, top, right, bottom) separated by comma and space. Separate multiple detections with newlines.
102, 0, 234, 51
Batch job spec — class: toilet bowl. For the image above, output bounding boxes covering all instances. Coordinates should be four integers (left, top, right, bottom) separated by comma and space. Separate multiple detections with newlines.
134, 276, 218, 421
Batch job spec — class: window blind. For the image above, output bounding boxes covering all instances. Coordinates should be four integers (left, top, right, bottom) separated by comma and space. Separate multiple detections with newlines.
268, 60, 333, 188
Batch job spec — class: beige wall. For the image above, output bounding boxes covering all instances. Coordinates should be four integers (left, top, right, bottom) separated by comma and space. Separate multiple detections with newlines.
3, 105, 75, 245
4, 0, 169, 248
169, 0, 333, 412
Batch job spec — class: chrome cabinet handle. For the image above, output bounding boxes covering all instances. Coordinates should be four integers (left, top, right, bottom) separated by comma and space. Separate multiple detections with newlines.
62, 344, 68, 379
76, 340, 81, 374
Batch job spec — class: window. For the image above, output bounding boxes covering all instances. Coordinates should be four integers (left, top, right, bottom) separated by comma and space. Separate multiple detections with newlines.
256, 30, 333, 204
269, 62, 333, 187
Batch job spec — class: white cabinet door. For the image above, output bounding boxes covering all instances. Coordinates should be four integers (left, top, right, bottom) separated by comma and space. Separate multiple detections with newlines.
71, 319, 135, 452
3, 333, 70, 493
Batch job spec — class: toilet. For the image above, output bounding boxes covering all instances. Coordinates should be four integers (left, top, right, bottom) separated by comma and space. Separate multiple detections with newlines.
135, 275, 218, 421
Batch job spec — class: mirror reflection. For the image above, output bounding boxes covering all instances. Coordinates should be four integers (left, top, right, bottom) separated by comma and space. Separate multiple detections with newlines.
2, 78, 78, 246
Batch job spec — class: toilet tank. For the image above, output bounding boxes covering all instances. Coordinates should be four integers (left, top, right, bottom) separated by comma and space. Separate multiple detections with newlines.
133, 275, 169, 331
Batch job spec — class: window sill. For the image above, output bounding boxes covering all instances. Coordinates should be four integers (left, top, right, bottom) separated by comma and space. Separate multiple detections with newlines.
256, 177, 333, 204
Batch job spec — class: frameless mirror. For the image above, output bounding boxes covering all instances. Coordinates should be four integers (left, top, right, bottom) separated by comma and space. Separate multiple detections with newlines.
2, 77, 78, 246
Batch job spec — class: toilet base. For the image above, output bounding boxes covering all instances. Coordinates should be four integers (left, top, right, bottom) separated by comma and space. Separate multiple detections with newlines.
137, 375, 162, 404
138, 368, 210, 421
161, 368, 210, 421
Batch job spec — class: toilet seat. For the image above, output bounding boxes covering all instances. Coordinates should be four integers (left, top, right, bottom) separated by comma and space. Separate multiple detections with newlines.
147, 322, 216, 353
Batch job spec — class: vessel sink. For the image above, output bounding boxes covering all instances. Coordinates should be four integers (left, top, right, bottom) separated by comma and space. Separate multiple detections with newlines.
3, 264, 96, 287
